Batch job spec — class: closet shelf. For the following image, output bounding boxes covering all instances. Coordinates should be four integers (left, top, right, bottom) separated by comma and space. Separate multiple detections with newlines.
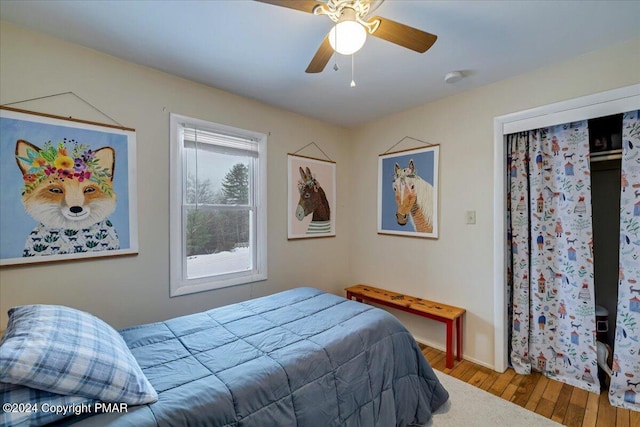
590, 149, 622, 162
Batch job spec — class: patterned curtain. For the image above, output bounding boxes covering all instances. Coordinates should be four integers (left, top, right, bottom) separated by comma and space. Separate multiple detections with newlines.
610, 110, 640, 410
507, 120, 600, 393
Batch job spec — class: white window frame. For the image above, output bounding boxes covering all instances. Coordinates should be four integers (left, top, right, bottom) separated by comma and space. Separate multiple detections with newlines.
169, 113, 267, 296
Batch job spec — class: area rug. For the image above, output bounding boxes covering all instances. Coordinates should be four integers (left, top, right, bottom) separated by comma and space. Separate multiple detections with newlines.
428, 371, 564, 426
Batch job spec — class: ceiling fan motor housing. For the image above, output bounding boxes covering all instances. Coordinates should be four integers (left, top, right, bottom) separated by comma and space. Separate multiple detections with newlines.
319, 0, 372, 22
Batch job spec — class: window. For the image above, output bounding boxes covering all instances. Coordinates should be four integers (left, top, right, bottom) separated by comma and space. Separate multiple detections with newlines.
170, 114, 267, 296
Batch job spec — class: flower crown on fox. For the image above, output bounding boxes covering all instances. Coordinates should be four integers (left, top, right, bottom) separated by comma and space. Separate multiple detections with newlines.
16, 139, 114, 196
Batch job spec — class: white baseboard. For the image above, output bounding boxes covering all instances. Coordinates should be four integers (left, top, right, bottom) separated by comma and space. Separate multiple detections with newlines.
413, 334, 496, 371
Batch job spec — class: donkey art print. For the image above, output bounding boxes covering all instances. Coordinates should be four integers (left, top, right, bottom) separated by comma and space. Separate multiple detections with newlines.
378, 146, 439, 238
296, 166, 331, 234
287, 155, 335, 239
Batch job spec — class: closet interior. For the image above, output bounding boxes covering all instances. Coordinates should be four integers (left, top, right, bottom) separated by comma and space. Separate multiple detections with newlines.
589, 113, 622, 374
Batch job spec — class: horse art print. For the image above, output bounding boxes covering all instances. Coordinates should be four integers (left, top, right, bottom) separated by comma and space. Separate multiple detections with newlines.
287, 154, 336, 239
392, 160, 435, 233
378, 145, 439, 238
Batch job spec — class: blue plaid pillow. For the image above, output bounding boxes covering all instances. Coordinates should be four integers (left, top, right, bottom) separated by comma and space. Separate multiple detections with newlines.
0, 382, 94, 427
0, 305, 157, 405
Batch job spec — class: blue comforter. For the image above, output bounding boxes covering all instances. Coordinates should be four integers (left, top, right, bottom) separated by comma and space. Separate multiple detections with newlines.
61, 287, 448, 426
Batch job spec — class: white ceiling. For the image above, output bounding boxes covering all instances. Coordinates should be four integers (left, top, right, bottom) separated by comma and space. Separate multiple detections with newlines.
1, 1, 639, 128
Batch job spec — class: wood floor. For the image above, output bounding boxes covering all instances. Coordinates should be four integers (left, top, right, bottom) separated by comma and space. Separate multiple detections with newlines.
420, 344, 639, 427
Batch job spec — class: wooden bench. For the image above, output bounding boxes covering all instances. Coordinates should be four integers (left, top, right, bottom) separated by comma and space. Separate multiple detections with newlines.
345, 284, 465, 369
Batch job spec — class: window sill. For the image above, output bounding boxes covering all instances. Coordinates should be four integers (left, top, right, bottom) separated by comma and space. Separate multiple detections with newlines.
170, 273, 267, 297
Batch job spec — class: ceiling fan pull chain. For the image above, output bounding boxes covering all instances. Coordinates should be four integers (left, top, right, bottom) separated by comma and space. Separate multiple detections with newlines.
350, 54, 356, 88
332, 25, 339, 71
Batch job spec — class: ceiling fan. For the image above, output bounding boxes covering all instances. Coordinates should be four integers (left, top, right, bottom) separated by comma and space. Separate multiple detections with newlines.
255, 0, 437, 73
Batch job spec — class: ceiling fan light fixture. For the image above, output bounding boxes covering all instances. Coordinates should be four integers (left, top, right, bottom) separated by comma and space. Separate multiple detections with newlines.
328, 14, 366, 55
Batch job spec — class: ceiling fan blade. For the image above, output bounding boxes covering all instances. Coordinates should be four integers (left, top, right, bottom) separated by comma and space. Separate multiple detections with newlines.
254, 0, 324, 14
306, 35, 333, 73
368, 16, 437, 53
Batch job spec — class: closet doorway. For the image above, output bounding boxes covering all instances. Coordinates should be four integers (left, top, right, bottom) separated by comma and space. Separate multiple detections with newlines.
492, 84, 640, 373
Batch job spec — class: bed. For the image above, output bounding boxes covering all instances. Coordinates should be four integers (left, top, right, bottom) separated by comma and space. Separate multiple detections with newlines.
0, 287, 449, 426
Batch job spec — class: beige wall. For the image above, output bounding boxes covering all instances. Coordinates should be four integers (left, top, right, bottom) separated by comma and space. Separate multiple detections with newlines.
1, 21, 639, 369
0, 22, 352, 329
348, 38, 640, 367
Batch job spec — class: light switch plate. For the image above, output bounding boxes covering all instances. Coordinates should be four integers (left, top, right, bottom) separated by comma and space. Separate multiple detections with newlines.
466, 210, 476, 224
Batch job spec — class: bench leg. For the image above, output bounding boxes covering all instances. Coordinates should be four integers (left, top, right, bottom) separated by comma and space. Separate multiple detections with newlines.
456, 315, 463, 361
446, 319, 454, 369
346, 291, 363, 303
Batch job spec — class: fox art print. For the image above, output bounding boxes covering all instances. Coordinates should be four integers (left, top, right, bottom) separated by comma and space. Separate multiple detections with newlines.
15, 139, 120, 257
